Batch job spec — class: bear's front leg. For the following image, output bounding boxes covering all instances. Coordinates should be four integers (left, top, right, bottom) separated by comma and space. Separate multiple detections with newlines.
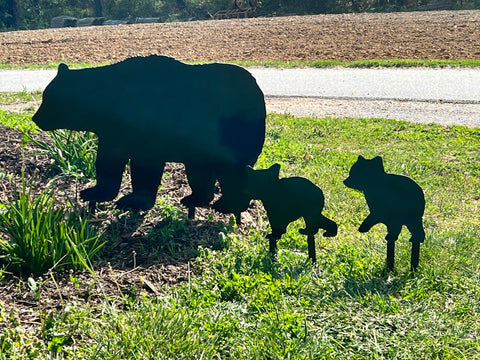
80, 142, 127, 203
116, 159, 164, 211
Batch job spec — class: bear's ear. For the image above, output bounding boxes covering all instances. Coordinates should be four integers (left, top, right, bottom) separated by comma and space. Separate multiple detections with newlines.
58, 63, 69, 75
357, 155, 366, 162
372, 156, 384, 171
268, 163, 281, 179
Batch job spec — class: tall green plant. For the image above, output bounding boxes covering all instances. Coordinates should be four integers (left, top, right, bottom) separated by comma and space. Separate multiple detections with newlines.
27, 130, 97, 181
0, 181, 104, 276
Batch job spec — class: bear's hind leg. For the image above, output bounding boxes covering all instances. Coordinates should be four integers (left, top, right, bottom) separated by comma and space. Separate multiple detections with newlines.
80, 142, 126, 204
181, 164, 216, 218
213, 167, 250, 220
116, 160, 164, 211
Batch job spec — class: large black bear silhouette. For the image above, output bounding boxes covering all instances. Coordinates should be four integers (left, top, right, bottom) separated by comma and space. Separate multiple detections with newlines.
32, 55, 266, 217
246, 164, 337, 263
343, 155, 425, 272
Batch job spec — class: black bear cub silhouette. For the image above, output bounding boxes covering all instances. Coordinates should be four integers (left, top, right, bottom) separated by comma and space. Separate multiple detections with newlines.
246, 164, 337, 263
343, 155, 425, 272
32, 55, 266, 218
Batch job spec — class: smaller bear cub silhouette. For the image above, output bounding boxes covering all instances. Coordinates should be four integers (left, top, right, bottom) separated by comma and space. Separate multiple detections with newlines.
343, 155, 425, 272
246, 163, 337, 263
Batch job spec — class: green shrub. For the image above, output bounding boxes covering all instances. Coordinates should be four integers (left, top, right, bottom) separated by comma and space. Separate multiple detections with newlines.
27, 130, 97, 181
0, 182, 104, 276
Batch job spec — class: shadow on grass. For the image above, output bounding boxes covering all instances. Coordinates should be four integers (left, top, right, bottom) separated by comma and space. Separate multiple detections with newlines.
94, 208, 232, 272
338, 273, 411, 299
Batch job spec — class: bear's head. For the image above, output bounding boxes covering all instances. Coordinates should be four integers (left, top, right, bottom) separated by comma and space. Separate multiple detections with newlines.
343, 155, 385, 191
33, 63, 86, 131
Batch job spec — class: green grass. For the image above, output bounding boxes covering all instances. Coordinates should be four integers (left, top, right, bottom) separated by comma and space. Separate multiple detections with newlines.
1, 108, 480, 357
1, 59, 480, 69
0, 110, 37, 132
0, 90, 42, 104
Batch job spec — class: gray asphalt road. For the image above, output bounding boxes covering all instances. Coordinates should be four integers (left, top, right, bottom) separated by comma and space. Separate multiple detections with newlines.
1, 67, 480, 126
249, 68, 480, 103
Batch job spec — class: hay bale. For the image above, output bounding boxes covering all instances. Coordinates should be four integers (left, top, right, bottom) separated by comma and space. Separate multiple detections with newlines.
136, 17, 160, 23
76, 17, 105, 27
50, 15, 77, 28
103, 20, 129, 25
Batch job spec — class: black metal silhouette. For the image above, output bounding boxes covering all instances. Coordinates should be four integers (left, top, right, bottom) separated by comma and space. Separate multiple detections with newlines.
32, 55, 266, 219
245, 164, 337, 263
344, 155, 425, 272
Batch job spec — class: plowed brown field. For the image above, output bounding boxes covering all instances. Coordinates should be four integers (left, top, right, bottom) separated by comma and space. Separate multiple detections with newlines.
1, 10, 480, 65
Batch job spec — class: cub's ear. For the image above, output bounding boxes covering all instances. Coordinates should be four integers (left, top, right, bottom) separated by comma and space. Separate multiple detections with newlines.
357, 155, 366, 162
58, 63, 69, 74
268, 163, 281, 179
372, 156, 384, 170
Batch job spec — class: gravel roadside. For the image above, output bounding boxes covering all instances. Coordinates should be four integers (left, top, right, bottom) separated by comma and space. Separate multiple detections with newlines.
3, 96, 479, 128
265, 97, 480, 127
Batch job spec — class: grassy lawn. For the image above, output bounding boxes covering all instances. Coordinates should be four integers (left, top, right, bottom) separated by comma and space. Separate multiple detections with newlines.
0, 93, 479, 358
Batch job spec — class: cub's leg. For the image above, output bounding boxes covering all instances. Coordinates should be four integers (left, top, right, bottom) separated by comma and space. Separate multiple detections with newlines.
319, 215, 338, 237
385, 223, 402, 272
300, 214, 337, 264
307, 234, 316, 263
359, 213, 380, 233
116, 159, 164, 211
80, 140, 127, 203
407, 218, 425, 272
181, 164, 216, 218
298, 215, 321, 263
266, 217, 288, 258
300, 213, 338, 238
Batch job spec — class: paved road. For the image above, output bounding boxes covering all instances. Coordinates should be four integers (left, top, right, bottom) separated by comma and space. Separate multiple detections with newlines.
1, 68, 480, 126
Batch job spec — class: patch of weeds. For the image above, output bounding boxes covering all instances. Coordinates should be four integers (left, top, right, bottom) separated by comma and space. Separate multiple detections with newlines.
0, 180, 104, 276
0, 90, 42, 105
26, 130, 97, 180
69, 270, 95, 300
0, 110, 37, 132
141, 196, 188, 258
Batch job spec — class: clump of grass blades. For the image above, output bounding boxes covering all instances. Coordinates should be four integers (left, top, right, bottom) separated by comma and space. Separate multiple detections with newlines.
0, 182, 104, 276
27, 130, 97, 180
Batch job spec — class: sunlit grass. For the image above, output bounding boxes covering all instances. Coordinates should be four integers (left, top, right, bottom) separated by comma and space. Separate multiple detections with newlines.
0, 108, 479, 358
0, 90, 42, 104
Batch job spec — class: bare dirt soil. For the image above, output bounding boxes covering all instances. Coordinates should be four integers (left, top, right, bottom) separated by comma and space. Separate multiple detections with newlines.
1, 10, 480, 327
1, 10, 480, 65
